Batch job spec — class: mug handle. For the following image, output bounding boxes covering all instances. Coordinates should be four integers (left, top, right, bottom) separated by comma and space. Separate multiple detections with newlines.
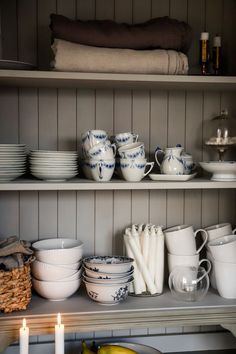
154, 147, 163, 168
96, 161, 103, 180
199, 258, 211, 276
194, 228, 208, 254
111, 143, 117, 157
233, 228, 236, 234
143, 162, 154, 177
133, 133, 139, 142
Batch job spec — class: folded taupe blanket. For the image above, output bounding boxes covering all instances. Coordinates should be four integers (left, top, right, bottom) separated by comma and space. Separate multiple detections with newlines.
52, 39, 189, 75
50, 14, 192, 54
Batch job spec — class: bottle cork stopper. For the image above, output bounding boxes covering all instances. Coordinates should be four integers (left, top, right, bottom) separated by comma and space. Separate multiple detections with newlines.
200, 32, 209, 40
213, 35, 221, 47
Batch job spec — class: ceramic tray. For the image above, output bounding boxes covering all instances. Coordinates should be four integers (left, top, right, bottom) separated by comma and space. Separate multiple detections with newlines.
103, 342, 162, 354
149, 173, 197, 181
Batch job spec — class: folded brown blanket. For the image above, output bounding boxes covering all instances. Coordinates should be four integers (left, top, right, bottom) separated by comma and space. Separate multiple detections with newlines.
0, 236, 33, 270
52, 39, 189, 75
50, 14, 192, 54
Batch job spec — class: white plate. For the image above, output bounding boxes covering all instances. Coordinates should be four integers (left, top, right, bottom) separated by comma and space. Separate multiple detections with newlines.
199, 161, 236, 181
30, 168, 78, 173
0, 59, 36, 70
103, 342, 162, 354
149, 173, 197, 181
31, 172, 78, 181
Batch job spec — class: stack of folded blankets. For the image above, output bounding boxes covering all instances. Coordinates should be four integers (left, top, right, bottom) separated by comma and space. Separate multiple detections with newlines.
50, 14, 192, 75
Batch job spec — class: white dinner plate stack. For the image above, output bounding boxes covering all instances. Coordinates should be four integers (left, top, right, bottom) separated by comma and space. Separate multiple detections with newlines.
29, 150, 78, 181
0, 144, 27, 181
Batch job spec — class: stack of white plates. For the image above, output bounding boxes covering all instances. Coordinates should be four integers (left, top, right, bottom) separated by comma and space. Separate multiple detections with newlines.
0, 144, 26, 181
29, 150, 78, 181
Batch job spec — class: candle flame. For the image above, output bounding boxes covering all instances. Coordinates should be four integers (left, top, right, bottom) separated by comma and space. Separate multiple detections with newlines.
57, 313, 61, 326
23, 318, 27, 328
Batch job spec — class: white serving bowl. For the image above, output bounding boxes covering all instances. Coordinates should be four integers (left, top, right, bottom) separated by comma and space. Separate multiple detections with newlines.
83, 279, 132, 304
32, 238, 83, 265
199, 161, 236, 181
31, 260, 78, 281
83, 256, 133, 274
58, 268, 82, 282
32, 277, 81, 301
32, 238, 83, 250
56, 261, 81, 270
84, 265, 134, 279
83, 274, 133, 284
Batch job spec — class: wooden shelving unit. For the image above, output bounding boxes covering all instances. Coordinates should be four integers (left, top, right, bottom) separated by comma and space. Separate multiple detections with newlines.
0, 289, 236, 352
0, 70, 236, 91
0, 177, 235, 191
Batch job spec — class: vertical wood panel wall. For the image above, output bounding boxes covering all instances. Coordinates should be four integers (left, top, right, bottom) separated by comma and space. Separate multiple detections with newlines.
0, 0, 235, 342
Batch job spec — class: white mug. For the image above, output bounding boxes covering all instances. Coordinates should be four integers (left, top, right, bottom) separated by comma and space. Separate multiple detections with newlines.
120, 158, 154, 182
114, 132, 139, 147
118, 142, 145, 159
206, 250, 217, 289
164, 224, 208, 256
208, 234, 236, 263
204, 222, 236, 243
213, 258, 236, 298
168, 253, 211, 274
88, 140, 116, 160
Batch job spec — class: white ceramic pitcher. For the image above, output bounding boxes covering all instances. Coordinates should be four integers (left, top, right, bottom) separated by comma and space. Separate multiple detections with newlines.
155, 146, 184, 175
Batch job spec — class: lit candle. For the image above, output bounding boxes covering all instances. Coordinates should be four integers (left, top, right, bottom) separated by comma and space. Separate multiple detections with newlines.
55, 313, 64, 354
20, 318, 29, 354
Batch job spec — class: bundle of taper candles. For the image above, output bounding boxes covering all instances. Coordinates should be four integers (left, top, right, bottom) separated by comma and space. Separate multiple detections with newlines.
123, 224, 164, 295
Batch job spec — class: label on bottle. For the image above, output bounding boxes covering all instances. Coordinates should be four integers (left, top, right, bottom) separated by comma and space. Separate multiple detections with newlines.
201, 40, 208, 62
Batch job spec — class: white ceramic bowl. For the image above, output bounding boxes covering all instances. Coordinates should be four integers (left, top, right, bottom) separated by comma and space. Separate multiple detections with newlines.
83, 279, 132, 304
59, 268, 82, 282
199, 161, 236, 181
83, 274, 133, 284
31, 260, 78, 281
32, 277, 81, 301
84, 265, 134, 279
32, 238, 83, 265
213, 259, 236, 299
32, 238, 83, 250
83, 256, 133, 274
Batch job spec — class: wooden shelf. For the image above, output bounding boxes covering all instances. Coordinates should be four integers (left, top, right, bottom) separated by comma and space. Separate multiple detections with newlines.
0, 289, 236, 347
0, 70, 236, 91
0, 177, 235, 191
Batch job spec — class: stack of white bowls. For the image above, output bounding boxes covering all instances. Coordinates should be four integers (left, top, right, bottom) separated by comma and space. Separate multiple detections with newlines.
29, 150, 78, 181
83, 255, 134, 305
81, 130, 116, 182
0, 144, 26, 181
31, 238, 83, 301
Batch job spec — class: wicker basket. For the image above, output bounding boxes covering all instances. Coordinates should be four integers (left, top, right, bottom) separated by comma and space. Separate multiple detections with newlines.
0, 257, 34, 313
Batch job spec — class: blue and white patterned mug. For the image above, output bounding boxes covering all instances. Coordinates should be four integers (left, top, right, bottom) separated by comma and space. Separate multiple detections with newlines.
120, 158, 154, 182
81, 130, 108, 152
118, 142, 145, 159
85, 159, 115, 182
88, 140, 116, 160
114, 132, 139, 147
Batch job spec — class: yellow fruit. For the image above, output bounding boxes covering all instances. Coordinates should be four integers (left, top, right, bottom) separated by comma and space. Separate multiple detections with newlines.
97, 344, 138, 354
81, 340, 97, 354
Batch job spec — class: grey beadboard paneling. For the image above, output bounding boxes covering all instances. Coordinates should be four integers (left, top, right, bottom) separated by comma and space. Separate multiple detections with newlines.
0, 0, 236, 347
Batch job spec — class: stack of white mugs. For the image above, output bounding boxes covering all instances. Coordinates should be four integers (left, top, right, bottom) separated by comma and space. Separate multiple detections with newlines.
164, 224, 211, 289
81, 130, 116, 182
114, 132, 154, 182
206, 222, 236, 299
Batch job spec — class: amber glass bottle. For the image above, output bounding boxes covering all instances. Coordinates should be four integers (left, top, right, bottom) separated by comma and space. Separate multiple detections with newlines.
200, 32, 209, 75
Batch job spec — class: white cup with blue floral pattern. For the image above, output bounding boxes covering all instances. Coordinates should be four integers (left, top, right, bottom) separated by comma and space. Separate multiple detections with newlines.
120, 158, 154, 182
88, 140, 116, 160
114, 132, 139, 147
81, 130, 108, 152
118, 142, 145, 159
85, 159, 115, 182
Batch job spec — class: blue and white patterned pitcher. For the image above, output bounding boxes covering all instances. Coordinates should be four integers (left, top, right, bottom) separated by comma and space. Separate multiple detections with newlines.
155, 146, 184, 175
